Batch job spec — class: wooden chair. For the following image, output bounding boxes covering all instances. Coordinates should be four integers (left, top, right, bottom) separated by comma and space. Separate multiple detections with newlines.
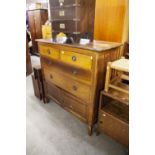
104, 57, 129, 94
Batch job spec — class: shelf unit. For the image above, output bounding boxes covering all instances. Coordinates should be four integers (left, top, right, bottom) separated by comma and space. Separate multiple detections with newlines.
48, 0, 95, 42
97, 82, 129, 147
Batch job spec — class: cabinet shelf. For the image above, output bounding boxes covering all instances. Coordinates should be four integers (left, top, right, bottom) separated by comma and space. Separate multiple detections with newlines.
101, 100, 129, 123
100, 91, 129, 123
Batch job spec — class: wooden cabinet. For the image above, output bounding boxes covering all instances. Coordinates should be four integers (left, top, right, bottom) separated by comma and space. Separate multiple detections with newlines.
28, 9, 48, 53
37, 39, 122, 134
97, 90, 129, 146
48, 0, 96, 42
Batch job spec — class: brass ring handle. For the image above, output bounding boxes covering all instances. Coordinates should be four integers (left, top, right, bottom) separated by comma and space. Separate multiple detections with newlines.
72, 70, 77, 75
72, 56, 77, 61
47, 49, 51, 54
50, 74, 53, 79
72, 85, 77, 91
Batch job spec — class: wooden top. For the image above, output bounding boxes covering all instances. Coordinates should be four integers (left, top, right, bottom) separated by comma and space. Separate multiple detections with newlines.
36, 39, 122, 52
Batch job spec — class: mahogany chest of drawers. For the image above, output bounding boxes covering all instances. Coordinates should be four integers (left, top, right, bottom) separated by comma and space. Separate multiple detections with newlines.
37, 39, 122, 134
48, 0, 96, 42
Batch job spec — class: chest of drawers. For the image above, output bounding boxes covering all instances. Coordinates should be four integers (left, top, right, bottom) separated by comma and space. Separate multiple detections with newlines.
49, 0, 96, 42
37, 39, 122, 135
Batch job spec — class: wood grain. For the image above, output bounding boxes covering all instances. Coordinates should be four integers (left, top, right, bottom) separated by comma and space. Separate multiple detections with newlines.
94, 0, 128, 43
39, 45, 60, 59
60, 50, 93, 70
43, 67, 91, 103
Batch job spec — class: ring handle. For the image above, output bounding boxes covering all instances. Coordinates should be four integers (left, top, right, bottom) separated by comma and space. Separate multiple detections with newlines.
72, 56, 77, 61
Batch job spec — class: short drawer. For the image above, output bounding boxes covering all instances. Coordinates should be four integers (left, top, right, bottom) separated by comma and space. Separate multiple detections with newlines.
52, 20, 80, 32
51, 7, 80, 20
43, 68, 91, 103
62, 91, 87, 121
98, 110, 129, 146
41, 57, 92, 84
60, 50, 93, 70
39, 45, 60, 59
50, 0, 80, 7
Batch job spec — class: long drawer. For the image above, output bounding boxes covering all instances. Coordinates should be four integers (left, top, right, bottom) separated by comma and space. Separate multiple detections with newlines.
98, 110, 129, 146
62, 91, 87, 121
43, 68, 91, 103
39, 45, 60, 59
41, 57, 92, 85
60, 50, 93, 70
46, 82, 62, 105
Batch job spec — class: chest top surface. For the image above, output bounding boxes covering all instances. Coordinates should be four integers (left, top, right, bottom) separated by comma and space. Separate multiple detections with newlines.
36, 39, 122, 52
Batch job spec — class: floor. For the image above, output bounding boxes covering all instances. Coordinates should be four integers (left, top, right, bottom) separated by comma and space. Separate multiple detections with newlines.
26, 56, 128, 155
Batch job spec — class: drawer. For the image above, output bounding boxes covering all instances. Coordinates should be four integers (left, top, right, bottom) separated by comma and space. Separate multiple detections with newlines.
51, 7, 80, 20
50, 0, 80, 7
60, 50, 93, 70
46, 82, 62, 104
41, 57, 92, 84
39, 45, 60, 59
98, 110, 129, 146
62, 91, 87, 121
43, 68, 91, 103
52, 20, 80, 32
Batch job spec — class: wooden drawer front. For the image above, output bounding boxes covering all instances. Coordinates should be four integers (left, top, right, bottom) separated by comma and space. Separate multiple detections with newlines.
41, 57, 92, 84
50, 0, 80, 7
51, 7, 80, 20
43, 68, 91, 102
46, 82, 62, 104
98, 111, 129, 146
39, 45, 60, 59
60, 50, 93, 70
63, 92, 87, 121
52, 20, 80, 32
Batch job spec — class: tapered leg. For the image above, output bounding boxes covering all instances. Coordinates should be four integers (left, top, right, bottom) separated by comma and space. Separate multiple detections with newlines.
88, 125, 93, 136
43, 96, 50, 104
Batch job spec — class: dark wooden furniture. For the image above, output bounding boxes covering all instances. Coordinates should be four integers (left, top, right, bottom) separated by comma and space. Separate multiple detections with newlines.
26, 35, 32, 76
48, 0, 96, 42
36, 39, 122, 134
28, 9, 48, 54
32, 65, 47, 103
97, 86, 129, 147
123, 42, 129, 59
